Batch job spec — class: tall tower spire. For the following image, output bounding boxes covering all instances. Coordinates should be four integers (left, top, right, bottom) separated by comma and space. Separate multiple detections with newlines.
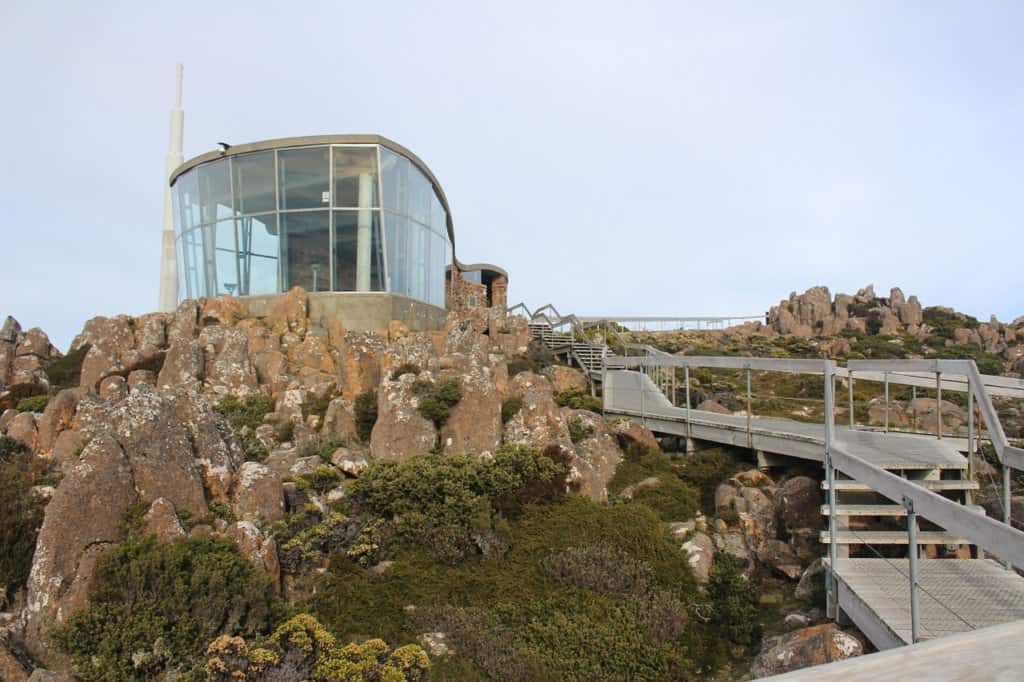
158, 64, 184, 312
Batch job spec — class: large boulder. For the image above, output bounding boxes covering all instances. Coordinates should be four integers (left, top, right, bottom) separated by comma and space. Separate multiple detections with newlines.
774, 476, 822, 532
77, 386, 209, 516
439, 347, 502, 456
141, 497, 186, 544
233, 462, 286, 524
610, 419, 661, 452
198, 325, 259, 397
681, 531, 714, 583
369, 374, 437, 461
25, 435, 137, 663
544, 365, 589, 394
562, 409, 623, 502
750, 623, 865, 677
502, 373, 571, 451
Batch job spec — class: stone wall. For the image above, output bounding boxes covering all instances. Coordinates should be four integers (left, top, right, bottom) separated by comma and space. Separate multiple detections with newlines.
447, 270, 489, 311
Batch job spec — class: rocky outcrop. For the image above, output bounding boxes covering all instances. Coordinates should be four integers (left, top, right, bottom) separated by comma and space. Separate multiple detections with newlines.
233, 462, 285, 524
502, 373, 570, 450
562, 408, 622, 502
0, 317, 57, 401
370, 373, 437, 461
25, 435, 137, 663
750, 623, 865, 677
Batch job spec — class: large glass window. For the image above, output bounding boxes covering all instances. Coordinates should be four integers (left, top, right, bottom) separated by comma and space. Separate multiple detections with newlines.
198, 159, 233, 224
279, 148, 329, 210
233, 151, 276, 215
173, 142, 451, 308
237, 213, 280, 295
280, 211, 329, 292
334, 210, 384, 292
333, 147, 379, 208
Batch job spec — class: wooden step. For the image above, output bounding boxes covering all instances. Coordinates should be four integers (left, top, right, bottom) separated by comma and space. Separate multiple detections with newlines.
821, 504, 908, 517
819, 530, 969, 545
822, 480, 979, 492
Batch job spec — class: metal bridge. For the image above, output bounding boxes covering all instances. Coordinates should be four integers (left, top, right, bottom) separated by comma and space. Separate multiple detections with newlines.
512, 303, 1024, 657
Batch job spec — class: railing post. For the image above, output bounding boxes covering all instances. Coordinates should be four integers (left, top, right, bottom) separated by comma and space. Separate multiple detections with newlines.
684, 365, 692, 442
903, 495, 921, 644
824, 361, 838, 620
849, 370, 855, 429
936, 371, 943, 439
639, 359, 646, 426
745, 365, 753, 449
883, 371, 889, 433
1004, 465, 1013, 571
911, 385, 918, 433
967, 383, 974, 482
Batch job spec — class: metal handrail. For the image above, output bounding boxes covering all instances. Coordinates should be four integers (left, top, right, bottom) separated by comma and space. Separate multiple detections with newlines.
849, 359, 1024, 472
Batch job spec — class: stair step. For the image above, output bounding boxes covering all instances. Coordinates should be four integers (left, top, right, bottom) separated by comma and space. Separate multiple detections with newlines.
822, 479, 978, 492
818, 530, 969, 545
821, 505, 907, 516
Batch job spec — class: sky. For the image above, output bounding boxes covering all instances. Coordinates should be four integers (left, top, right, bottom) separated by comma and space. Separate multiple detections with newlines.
1, 1, 1022, 350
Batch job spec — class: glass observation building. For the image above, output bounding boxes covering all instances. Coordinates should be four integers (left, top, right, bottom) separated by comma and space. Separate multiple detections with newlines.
168, 135, 453, 309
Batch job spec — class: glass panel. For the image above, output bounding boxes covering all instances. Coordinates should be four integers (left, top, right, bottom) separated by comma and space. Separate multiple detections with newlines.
430, 232, 448, 307
380, 148, 407, 214
333, 147, 379, 208
213, 221, 240, 296
280, 211, 329, 292
237, 213, 280, 295
173, 170, 200, 230
179, 228, 205, 299
407, 220, 430, 303
232, 151, 276, 214
334, 210, 384, 292
278, 147, 329, 210
430, 193, 446, 234
383, 211, 408, 297
407, 166, 432, 225
198, 159, 233, 224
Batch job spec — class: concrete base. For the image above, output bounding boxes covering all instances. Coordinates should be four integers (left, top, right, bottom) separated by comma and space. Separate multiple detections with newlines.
240, 292, 448, 335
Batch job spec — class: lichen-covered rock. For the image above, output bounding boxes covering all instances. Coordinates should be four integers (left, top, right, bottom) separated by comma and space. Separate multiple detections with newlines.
681, 531, 714, 583
439, 350, 502, 456
5, 412, 38, 451
0, 644, 30, 682
224, 521, 281, 593
370, 373, 436, 461
562, 408, 622, 502
141, 497, 186, 543
157, 336, 204, 393
25, 435, 137, 663
322, 396, 357, 443
545, 365, 589, 394
774, 476, 821, 532
98, 374, 128, 402
167, 390, 244, 503
750, 623, 865, 677
74, 315, 137, 391
232, 462, 285, 524
77, 386, 209, 516
502, 372, 570, 451
611, 418, 660, 452
199, 325, 258, 397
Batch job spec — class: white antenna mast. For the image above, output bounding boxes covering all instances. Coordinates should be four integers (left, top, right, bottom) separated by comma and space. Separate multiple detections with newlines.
158, 64, 184, 312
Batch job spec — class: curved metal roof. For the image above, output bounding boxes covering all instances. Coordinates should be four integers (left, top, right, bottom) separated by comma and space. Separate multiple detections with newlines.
448, 261, 509, 279
168, 134, 456, 250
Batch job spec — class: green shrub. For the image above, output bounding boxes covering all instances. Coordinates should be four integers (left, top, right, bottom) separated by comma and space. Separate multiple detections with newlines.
608, 445, 672, 496
501, 397, 523, 424
44, 343, 90, 389
675, 449, 737, 514
16, 394, 50, 413
215, 395, 275, 461
705, 552, 759, 645
631, 476, 700, 522
412, 378, 462, 427
354, 390, 378, 442
295, 466, 343, 494
568, 416, 594, 444
390, 363, 421, 380
301, 385, 337, 421
318, 439, 345, 463
0, 436, 45, 609
540, 543, 655, 596
349, 446, 566, 563
53, 536, 279, 680
554, 387, 602, 413
274, 507, 361, 575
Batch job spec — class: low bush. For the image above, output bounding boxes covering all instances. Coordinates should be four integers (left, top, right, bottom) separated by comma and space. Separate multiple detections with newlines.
215, 395, 275, 461
412, 378, 462, 427
608, 445, 673, 496
506, 357, 536, 377
540, 543, 655, 596
500, 397, 523, 424
295, 466, 343, 494
675, 449, 737, 514
16, 394, 50, 413
390, 363, 421, 380
567, 416, 594, 444
53, 536, 280, 680
44, 343, 90, 389
348, 446, 567, 563
301, 385, 337, 421
554, 387, 603, 413
705, 552, 759, 646
631, 476, 700, 522
354, 390, 378, 442
0, 436, 45, 609
274, 506, 362, 575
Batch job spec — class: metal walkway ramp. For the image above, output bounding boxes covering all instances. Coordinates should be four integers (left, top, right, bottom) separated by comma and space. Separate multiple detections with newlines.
512, 303, 1024, 654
